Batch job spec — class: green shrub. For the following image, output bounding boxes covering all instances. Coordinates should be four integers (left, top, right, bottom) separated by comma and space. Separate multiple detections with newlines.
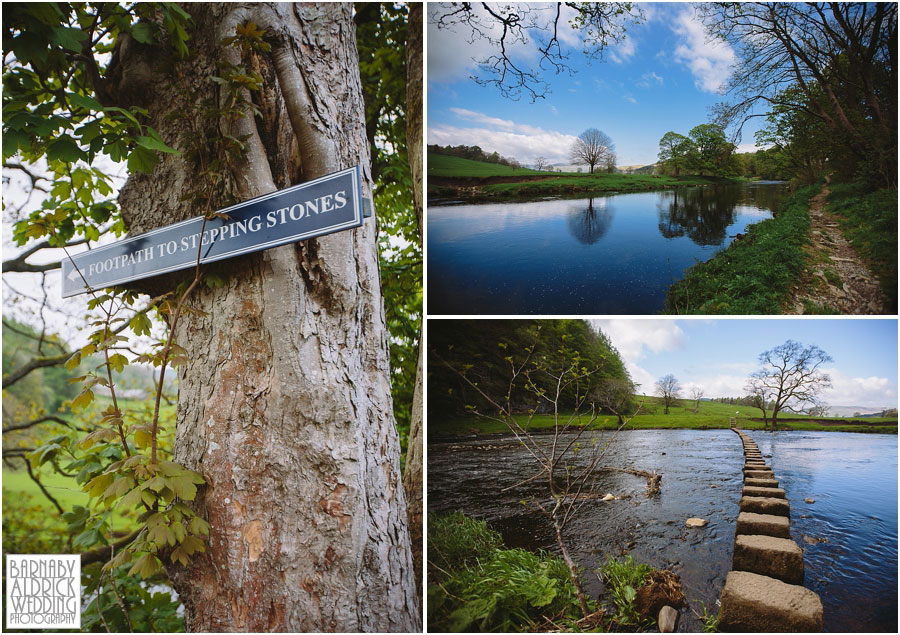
427, 513, 582, 632
599, 555, 653, 626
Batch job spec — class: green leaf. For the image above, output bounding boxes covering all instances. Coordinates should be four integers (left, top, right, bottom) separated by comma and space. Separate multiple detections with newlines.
71, 389, 94, 410
129, 312, 152, 336
171, 475, 197, 501
66, 92, 103, 112
127, 145, 159, 173
128, 553, 161, 579
135, 133, 179, 155
130, 21, 156, 44
133, 427, 151, 449
47, 135, 84, 163
107, 353, 128, 373
52, 26, 88, 52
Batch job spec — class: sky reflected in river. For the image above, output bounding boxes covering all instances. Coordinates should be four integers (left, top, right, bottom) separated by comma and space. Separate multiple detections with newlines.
428, 183, 786, 314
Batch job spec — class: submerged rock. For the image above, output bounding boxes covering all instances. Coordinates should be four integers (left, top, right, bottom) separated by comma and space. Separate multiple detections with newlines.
805, 497, 815, 504
602, 493, 615, 501
685, 517, 708, 528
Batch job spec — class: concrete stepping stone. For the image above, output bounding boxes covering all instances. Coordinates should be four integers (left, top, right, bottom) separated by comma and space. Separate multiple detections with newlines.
733, 534, 804, 584
719, 570, 823, 632
743, 486, 785, 499
740, 496, 790, 517
744, 469, 774, 479
745, 477, 779, 488
736, 512, 791, 539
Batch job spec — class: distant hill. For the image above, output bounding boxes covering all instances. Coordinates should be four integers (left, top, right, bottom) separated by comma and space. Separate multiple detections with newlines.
826, 405, 895, 417
428, 153, 543, 178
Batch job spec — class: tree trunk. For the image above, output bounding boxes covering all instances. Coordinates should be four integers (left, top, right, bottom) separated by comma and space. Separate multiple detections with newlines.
115, 4, 418, 631
402, 2, 423, 612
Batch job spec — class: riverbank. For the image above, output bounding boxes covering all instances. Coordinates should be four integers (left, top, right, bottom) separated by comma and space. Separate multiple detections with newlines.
428, 154, 746, 202
664, 180, 897, 315
429, 410, 898, 440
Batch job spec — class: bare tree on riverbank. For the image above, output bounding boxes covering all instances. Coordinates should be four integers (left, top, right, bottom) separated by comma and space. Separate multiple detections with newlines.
655, 374, 682, 415
436, 331, 643, 619
691, 387, 704, 414
571, 128, 616, 174
747, 340, 832, 427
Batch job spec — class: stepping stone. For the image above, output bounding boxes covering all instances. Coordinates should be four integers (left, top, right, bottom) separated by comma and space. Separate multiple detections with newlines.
719, 570, 823, 632
740, 496, 790, 517
736, 512, 791, 539
745, 477, 779, 488
743, 486, 785, 499
744, 470, 774, 479
733, 535, 804, 584
745, 460, 767, 466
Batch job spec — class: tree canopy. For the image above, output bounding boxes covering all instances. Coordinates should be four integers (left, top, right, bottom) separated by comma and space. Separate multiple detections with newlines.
429, 319, 632, 421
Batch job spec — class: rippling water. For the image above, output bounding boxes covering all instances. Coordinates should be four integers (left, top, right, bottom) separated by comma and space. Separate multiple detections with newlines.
427, 183, 786, 314
427, 429, 897, 632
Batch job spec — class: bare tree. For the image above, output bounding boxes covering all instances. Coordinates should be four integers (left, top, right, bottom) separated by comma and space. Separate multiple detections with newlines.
744, 384, 770, 427
570, 128, 616, 174
690, 387, 704, 414
592, 377, 635, 425
655, 374, 681, 415
534, 156, 550, 171
430, 3, 644, 101
748, 340, 832, 427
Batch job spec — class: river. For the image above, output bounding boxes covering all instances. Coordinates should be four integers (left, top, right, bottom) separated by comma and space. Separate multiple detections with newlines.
427, 429, 897, 632
427, 182, 787, 314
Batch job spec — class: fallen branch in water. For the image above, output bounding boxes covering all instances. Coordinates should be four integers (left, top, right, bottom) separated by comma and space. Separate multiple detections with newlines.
596, 467, 661, 496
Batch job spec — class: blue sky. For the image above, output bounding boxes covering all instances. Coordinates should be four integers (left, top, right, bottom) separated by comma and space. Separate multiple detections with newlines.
427, 2, 769, 167
592, 319, 898, 410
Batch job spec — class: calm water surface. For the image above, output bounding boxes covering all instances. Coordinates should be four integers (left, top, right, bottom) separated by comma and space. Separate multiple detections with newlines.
428, 183, 786, 314
428, 429, 897, 632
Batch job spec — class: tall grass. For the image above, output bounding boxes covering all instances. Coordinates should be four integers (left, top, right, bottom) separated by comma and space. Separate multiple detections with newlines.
825, 183, 898, 311
665, 185, 816, 313
427, 512, 584, 632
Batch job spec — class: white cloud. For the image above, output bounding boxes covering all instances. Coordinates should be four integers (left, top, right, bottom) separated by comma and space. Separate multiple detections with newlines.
591, 320, 685, 392
427, 3, 535, 84
624, 95, 638, 104
429, 112, 579, 165
822, 368, 898, 410
448, 108, 516, 129
671, 8, 735, 93
609, 35, 636, 64
636, 71, 664, 88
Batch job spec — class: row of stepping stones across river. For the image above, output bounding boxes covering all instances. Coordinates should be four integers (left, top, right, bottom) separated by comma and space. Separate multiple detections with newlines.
718, 426, 824, 632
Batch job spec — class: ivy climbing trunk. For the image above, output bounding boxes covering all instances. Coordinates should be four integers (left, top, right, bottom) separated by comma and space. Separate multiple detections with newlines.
114, 3, 418, 631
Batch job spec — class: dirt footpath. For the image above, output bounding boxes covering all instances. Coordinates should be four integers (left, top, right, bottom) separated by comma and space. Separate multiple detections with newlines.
787, 180, 887, 314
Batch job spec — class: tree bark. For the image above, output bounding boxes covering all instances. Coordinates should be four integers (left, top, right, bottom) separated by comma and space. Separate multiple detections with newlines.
115, 4, 418, 631
403, 2, 423, 611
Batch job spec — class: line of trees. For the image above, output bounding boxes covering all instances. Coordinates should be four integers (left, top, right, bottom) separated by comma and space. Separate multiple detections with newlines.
701, 3, 896, 188
428, 320, 633, 421
427, 143, 523, 168
657, 124, 739, 178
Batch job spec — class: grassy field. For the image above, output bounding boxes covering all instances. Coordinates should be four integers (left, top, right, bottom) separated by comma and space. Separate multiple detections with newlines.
664, 184, 816, 314
430, 396, 897, 438
427, 154, 544, 178
428, 153, 743, 198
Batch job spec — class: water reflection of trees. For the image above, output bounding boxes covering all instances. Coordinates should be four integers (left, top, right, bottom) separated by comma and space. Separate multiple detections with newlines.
656, 185, 783, 246
567, 198, 613, 244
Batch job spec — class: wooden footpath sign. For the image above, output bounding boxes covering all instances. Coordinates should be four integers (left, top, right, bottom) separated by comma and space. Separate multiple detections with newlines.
61, 166, 367, 297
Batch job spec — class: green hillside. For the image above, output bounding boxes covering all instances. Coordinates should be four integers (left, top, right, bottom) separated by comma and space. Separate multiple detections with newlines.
427, 153, 545, 178
430, 395, 897, 437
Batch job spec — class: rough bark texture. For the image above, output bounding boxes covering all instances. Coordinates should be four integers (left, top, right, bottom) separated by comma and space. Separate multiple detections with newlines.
115, 3, 418, 631
402, 1, 424, 612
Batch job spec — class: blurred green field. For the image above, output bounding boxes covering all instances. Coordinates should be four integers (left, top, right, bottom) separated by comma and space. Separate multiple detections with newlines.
427, 154, 544, 177
430, 396, 897, 437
